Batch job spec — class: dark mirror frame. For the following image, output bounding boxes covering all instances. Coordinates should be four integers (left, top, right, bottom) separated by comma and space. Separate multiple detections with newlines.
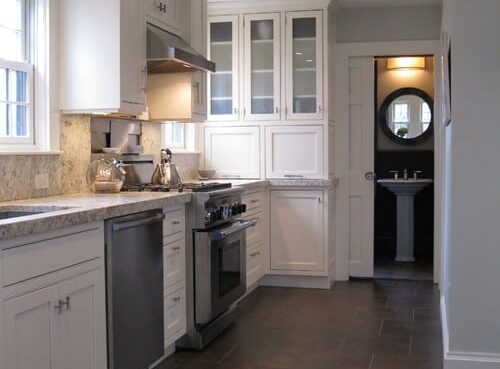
379, 87, 434, 145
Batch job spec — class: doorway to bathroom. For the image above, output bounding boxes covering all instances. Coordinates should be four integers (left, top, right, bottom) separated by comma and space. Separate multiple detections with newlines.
373, 56, 435, 281
334, 40, 443, 284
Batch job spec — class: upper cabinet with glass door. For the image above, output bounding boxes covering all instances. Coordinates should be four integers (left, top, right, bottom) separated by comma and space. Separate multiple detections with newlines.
208, 15, 239, 121
243, 13, 280, 121
285, 11, 323, 120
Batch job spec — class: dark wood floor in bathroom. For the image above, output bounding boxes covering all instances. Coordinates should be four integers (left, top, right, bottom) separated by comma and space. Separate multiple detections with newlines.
161, 280, 443, 369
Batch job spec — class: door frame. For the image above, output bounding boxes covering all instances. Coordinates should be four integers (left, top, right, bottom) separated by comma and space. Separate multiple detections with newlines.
334, 40, 443, 284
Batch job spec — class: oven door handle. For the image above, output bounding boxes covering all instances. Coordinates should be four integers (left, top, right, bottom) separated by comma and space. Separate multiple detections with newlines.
209, 219, 257, 241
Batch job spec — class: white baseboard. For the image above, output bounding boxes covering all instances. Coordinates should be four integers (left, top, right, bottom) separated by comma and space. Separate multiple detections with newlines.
259, 274, 331, 289
442, 296, 500, 369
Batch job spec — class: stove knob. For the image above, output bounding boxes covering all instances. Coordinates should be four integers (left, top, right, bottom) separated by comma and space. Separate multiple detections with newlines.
216, 208, 223, 221
240, 204, 247, 213
231, 204, 240, 215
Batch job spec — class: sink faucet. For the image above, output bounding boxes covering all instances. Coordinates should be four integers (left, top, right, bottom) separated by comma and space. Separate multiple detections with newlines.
403, 168, 408, 180
413, 170, 422, 180
389, 170, 399, 180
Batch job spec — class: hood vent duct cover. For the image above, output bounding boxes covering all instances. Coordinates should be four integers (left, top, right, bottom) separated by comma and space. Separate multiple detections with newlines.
147, 23, 216, 74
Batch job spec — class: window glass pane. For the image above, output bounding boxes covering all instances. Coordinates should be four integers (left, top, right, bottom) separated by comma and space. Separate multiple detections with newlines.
250, 19, 274, 114
10, 104, 27, 137
0, 0, 24, 62
0, 103, 8, 137
210, 22, 233, 115
164, 122, 185, 148
8, 69, 28, 103
393, 102, 409, 122
292, 17, 316, 114
0, 68, 6, 101
421, 102, 431, 123
0, 0, 23, 30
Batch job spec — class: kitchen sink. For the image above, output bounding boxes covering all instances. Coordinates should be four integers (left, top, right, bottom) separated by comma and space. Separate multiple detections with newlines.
0, 206, 73, 220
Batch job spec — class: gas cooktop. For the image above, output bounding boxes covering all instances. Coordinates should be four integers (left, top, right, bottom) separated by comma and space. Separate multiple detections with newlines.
121, 182, 232, 193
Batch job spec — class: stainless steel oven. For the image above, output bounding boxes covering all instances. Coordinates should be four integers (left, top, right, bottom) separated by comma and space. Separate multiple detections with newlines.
177, 184, 256, 350
194, 219, 256, 325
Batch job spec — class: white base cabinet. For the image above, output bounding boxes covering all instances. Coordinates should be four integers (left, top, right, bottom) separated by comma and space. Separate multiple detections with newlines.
1, 223, 107, 369
163, 207, 187, 348
265, 126, 324, 179
270, 190, 325, 273
205, 126, 260, 179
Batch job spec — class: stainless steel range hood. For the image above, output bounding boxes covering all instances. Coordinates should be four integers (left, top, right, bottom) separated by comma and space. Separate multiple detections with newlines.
147, 23, 215, 74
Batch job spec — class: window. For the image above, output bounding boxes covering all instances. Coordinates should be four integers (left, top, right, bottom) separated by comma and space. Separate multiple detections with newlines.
0, 0, 34, 146
393, 101, 409, 123
421, 101, 431, 131
162, 122, 186, 149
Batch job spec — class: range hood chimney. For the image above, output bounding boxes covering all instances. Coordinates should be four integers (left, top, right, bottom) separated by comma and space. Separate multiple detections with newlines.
147, 23, 216, 74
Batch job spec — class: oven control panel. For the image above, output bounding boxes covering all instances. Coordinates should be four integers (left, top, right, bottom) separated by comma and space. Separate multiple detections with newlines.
204, 195, 247, 226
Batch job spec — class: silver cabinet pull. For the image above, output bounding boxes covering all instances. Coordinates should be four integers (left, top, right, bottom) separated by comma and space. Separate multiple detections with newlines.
275, 106, 279, 114
141, 66, 148, 93
284, 174, 304, 178
55, 300, 63, 315
172, 220, 181, 225
318, 105, 322, 113
172, 246, 181, 251
173, 296, 181, 302
250, 251, 261, 257
62, 296, 71, 311
250, 199, 259, 204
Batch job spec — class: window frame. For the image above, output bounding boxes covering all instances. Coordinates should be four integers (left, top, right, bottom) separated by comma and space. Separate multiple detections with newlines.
0, 0, 57, 153
0, 58, 35, 145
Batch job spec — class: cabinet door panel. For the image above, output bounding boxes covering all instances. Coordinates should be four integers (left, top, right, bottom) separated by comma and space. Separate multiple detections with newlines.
270, 191, 324, 271
244, 13, 280, 121
205, 126, 260, 179
265, 126, 323, 179
58, 270, 107, 369
208, 15, 239, 120
285, 11, 323, 120
4, 285, 60, 369
164, 285, 186, 341
121, 0, 146, 111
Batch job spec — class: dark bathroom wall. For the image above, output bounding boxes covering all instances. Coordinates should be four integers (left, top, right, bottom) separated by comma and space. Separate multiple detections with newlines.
374, 57, 435, 260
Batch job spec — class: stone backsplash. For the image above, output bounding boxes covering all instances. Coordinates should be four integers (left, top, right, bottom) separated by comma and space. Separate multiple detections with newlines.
0, 116, 200, 202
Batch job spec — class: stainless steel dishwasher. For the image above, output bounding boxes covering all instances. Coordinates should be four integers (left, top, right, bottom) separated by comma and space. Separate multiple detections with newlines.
105, 209, 164, 369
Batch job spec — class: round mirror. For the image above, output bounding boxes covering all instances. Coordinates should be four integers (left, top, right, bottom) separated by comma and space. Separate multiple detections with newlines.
379, 87, 433, 145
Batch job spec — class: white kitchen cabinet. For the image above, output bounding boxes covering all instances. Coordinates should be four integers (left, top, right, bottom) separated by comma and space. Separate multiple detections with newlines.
3, 269, 107, 369
265, 125, 324, 179
205, 126, 260, 179
285, 11, 324, 120
146, 0, 186, 37
59, 0, 147, 115
243, 13, 281, 121
1, 223, 107, 369
3, 285, 60, 369
163, 207, 187, 348
270, 190, 324, 272
208, 15, 240, 121
164, 284, 186, 344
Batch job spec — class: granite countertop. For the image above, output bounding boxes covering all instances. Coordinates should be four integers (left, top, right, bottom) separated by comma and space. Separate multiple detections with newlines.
198, 178, 337, 190
0, 192, 191, 241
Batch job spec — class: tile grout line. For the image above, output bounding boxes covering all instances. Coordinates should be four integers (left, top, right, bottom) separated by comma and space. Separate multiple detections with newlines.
367, 352, 375, 369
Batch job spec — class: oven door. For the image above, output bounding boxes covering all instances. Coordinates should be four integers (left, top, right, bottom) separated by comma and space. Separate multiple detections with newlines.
194, 220, 256, 325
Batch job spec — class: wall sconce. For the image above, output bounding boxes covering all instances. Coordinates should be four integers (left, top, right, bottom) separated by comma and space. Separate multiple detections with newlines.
387, 57, 426, 71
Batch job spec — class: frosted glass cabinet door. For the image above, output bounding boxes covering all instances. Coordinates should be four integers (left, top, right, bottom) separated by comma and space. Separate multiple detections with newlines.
208, 15, 239, 121
285, 11, 323, 120
243, 13, 280, 121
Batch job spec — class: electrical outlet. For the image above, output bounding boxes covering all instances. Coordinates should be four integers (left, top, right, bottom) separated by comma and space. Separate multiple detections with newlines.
35, 173, 49, 190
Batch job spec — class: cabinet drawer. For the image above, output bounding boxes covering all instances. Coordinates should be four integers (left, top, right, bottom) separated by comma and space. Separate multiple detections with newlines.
242, 191, 263, 212
164, 239, 185, 288
164, 284, 186, 340
246, 243, 263, 287
2, 225, 103, 287
243, 211, 263, 246
163, 209, 185, 237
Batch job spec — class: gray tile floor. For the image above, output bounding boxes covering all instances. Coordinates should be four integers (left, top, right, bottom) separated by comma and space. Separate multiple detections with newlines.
374, 259, 434, 281
162, 280, 442, 369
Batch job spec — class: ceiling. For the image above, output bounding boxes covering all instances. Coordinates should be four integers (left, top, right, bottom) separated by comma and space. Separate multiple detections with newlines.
337, 0, 441, 9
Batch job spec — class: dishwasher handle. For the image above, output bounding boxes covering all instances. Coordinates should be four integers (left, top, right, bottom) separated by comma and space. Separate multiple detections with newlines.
209, 219, 257, 241
112, 213, 164, 232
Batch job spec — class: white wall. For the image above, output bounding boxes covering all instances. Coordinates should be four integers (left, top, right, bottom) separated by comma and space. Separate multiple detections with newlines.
336, 5, 442, 43
441, 0, 500, 367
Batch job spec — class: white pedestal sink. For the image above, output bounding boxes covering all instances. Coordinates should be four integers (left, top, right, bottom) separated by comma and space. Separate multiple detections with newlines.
378, 179, 433, 262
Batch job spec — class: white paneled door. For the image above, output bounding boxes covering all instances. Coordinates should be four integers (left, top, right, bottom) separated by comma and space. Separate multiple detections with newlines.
348, 57, 374, 278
